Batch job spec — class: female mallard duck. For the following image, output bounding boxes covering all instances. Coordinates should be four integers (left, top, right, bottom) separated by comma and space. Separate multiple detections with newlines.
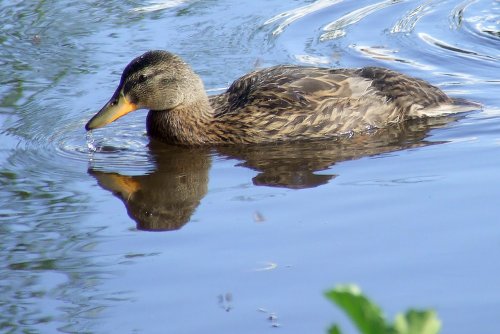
85, 50, 478, 145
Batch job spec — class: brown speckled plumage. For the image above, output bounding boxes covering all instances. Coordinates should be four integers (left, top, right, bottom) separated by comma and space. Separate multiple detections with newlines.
85, 50, 479, 145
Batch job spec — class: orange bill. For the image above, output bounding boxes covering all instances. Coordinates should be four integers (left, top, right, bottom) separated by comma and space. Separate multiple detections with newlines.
85, 93, 138, 130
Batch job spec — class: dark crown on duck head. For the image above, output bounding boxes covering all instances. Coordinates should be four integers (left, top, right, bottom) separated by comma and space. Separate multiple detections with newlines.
123, 51, 183, 76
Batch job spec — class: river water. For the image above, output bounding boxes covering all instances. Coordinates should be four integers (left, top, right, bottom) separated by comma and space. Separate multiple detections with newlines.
0, 0, 499, 333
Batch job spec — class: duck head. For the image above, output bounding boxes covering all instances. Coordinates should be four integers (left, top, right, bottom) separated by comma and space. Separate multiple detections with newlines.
85, 50, 205, 131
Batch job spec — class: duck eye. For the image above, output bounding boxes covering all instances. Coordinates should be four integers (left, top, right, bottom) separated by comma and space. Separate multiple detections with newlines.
138, 74, 147, 83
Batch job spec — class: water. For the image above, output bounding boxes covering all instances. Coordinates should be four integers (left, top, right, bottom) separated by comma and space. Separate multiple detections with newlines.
0, 0, 499, 333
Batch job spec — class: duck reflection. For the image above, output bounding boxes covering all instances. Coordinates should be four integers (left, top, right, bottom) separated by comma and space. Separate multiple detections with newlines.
89, 144, 211, 231
88, 117, 454, 231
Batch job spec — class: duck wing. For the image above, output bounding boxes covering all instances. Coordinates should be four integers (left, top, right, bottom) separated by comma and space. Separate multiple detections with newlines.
356, 67, 480, 117
215, 65, 358, 115
209, 65, 479, 142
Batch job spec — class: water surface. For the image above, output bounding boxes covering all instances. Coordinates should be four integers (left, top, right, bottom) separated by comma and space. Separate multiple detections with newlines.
1, 0, 499, 333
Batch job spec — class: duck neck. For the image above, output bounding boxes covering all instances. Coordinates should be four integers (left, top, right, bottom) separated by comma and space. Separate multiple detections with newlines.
146, 97, 214, 145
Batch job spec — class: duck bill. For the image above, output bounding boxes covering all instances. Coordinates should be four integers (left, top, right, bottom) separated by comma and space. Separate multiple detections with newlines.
85, 91, 138, 131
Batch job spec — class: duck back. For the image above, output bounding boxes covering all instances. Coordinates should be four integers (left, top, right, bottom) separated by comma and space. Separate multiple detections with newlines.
207, 66, 477, 144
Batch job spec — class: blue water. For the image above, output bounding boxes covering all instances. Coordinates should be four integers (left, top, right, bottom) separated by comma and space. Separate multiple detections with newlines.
0, 0, 499, 333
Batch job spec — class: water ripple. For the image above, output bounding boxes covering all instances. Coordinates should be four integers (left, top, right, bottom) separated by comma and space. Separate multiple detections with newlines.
264, 0, 343, 36
352, 45, 435, 70
131, 0, 189, 13
456, 0, 500, 45
320, 0, 402, 41
391, 0, 437, 33
418, 32, 499, 62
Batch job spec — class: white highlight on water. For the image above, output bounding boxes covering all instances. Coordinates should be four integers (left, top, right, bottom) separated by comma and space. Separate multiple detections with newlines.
131, 0, 188, 13
86, 131, 98, 153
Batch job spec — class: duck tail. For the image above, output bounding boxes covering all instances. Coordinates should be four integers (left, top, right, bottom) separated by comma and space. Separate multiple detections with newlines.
415, 98, 482, 118
450, 98, 482, 111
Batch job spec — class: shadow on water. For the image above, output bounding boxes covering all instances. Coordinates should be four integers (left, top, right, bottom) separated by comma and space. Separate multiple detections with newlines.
88, 116, 456, 231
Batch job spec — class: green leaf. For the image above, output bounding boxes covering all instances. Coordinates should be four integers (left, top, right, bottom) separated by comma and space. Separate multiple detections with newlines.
393, 309, 441, 334
328, 324, 343, 334
325, 285, 389, 334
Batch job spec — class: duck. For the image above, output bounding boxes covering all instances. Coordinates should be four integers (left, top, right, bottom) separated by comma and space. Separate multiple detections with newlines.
85, 50, 479, 145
